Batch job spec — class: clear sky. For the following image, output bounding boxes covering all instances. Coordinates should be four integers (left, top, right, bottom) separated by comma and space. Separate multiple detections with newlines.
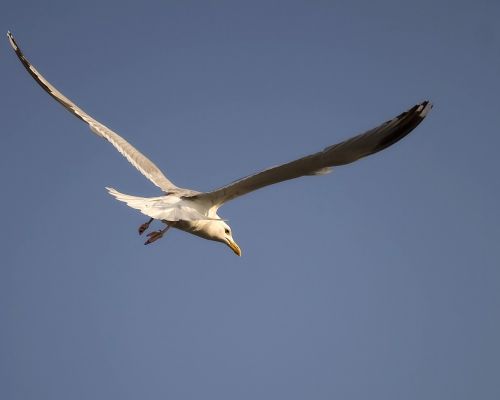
1, 1, 499, 399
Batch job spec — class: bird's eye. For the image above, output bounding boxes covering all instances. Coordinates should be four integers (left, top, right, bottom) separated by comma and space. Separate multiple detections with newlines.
225, 228, 230, 235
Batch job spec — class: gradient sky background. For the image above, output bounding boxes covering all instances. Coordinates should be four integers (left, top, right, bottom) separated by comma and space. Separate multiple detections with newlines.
1, 1, 499, 399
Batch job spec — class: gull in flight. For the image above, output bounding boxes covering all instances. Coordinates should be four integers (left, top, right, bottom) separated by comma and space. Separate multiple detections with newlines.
8, 32, 432, 256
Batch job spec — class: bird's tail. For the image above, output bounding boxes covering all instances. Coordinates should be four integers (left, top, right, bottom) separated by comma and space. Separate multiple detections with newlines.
105, 187, 221, 222
106, 187, 154, 208
105, 187, 173, 220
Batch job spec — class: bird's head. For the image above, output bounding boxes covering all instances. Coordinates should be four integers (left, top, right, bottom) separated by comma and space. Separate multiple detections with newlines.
207, 220, 241, 256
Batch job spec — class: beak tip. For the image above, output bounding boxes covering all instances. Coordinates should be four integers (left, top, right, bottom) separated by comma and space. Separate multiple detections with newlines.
227, 240, 242, 257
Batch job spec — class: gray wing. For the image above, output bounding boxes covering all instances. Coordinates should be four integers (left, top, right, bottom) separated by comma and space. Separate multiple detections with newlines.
193, 101, 432, 206
7, 32, 179, 193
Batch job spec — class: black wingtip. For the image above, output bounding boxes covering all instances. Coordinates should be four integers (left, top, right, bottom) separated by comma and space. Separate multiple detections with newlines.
376, 100, 432, 151
7, 31, 17, 50
418, 100, 433, 117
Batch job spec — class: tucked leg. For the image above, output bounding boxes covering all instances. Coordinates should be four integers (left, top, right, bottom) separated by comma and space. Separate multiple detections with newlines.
144, 225, 170, 245
138, 218, 154, 235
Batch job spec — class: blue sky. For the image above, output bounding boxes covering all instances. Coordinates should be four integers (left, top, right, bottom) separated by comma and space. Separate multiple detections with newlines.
1, 1, 499, 399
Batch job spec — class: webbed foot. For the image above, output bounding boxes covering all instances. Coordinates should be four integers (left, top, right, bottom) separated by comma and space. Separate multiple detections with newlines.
138, 218, 154, 235
144, 226, 170, 245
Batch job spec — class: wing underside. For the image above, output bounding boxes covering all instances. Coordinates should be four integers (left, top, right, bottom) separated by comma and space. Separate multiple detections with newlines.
7, 31, 179, 193
193, 101, 432, 206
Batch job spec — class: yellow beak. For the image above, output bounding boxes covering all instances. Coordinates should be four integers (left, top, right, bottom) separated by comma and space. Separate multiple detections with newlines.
226, 238, 242, 256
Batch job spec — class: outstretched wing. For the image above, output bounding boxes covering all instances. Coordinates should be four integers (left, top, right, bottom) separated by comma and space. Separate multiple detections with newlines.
7, 32, 179, 193
193, 101, 432, 206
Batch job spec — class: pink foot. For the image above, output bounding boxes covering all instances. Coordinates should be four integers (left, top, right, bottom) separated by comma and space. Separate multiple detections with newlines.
138, 218, 153, 235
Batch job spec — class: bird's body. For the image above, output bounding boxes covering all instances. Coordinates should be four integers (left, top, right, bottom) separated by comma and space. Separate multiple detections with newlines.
7, 31, 432, 256
107, 188, 227, 241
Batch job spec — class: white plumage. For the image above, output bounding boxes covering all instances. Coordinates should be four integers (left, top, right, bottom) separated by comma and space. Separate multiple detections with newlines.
106, 187, 219, 222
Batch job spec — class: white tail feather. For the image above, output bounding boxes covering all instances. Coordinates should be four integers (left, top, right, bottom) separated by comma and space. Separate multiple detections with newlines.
105, 187, 220, 221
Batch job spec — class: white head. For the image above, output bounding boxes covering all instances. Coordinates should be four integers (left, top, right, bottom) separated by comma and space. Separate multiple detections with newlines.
204, 220, 241, 256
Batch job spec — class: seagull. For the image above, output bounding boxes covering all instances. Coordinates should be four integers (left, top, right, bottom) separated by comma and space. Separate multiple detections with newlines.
7, 31, 432, 256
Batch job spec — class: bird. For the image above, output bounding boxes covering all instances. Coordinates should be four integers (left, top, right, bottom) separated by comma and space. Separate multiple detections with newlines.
7, 31, 432, 256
